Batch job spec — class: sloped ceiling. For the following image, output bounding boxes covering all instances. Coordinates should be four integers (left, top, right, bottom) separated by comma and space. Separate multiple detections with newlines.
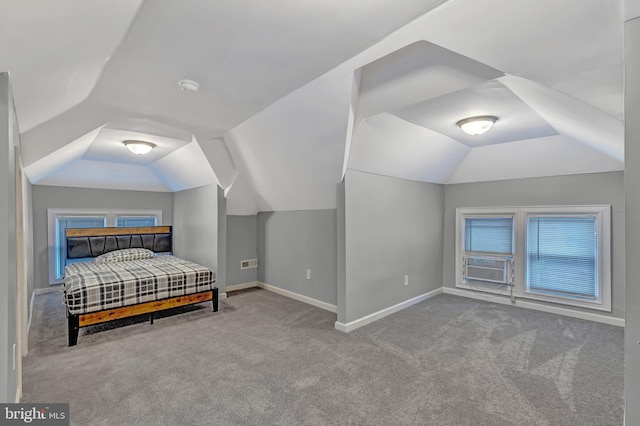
1, 0, 624, 214
0, 0, 144, 131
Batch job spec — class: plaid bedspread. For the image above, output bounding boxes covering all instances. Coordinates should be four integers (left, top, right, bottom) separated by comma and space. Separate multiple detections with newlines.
63, 255, 216, 315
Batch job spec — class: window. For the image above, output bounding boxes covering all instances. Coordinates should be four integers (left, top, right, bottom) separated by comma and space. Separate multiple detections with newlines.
527, 216, 598, 300
462, 216, 514, 285
115, 216, 157, 227
464, 217, 514, 255
456, 206, 611, 311
48, 209, 162, 284
54, 216, 107, 280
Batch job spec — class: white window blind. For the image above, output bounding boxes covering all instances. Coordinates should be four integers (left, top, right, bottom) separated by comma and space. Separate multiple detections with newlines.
115, 216, 157, 227
464, 217, 513, 254
527, 216, 598, 299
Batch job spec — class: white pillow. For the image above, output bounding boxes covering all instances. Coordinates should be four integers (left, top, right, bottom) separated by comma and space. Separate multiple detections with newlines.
94, 248, 155, 263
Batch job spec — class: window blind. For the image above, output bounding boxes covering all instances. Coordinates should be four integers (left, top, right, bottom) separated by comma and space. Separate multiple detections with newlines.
527, 216, 597, 299
115, 216, 157, 227
464, 217, 513, 254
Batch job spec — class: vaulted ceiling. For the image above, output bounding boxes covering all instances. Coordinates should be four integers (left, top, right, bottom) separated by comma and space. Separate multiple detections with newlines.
1, 0, 626, 214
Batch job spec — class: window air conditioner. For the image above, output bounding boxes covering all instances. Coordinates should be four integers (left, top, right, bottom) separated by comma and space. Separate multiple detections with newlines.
464, 255, 511, 285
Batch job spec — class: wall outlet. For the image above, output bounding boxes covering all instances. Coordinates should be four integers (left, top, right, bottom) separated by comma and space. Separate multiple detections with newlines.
404, 275, 409, 286
306, 269, 312, 280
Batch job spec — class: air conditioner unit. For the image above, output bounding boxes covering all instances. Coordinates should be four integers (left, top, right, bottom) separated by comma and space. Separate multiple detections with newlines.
464, 255, 511, 285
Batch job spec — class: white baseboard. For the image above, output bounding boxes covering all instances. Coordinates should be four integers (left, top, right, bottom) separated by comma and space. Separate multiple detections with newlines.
35, 286, 62, 295
442, 287, 625, 327
335, 287, 443, 333
258, 282, 337, 313
226, 281, 260, 292
219, 292, 227, 299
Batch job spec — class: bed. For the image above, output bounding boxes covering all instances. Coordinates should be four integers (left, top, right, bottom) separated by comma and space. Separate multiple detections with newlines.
63, 226, 218, 346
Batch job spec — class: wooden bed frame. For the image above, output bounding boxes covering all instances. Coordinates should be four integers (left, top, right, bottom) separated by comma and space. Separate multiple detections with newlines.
65, 226, 218, 346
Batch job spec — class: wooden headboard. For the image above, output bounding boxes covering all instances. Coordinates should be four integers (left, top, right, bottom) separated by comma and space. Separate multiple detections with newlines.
66, 226, 172, 259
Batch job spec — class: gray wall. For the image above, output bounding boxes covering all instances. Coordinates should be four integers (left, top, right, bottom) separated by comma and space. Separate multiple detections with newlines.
336, 181, 346, 322
344, 170, 444, 323
443, 171, 625, 319
173, 184, 222, 291
217, 186, 226, 291
258, 209, 337, 306
24, 177, 34, 315
625, 14, 640, 424
227, 215, 258, 286
1, 73, 18, 402
31, 185, 174, 289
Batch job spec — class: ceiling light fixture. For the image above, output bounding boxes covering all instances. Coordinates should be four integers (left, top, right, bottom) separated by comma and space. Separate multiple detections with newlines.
178, 79, 200, 92
456, 115, 498, 136
123, 140, 156, 155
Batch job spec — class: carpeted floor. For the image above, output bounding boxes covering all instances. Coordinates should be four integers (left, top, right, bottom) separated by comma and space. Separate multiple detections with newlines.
23, 289, 623, 425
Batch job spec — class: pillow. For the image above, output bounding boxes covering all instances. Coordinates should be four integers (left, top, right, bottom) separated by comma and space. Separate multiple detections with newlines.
94, 248, 155, 263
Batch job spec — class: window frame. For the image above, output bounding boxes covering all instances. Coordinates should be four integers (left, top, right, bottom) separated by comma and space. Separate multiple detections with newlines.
53, 214, 107, 282
455, 205, 611, 312
47, 208, 162, 285
455, 208, 518, 296
522, 206, 610, 311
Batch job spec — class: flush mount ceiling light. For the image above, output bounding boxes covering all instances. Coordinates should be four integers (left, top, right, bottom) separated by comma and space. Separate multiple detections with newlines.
123, 140, 156, 155
177, 79, 200, 92
456, 115, 498, 136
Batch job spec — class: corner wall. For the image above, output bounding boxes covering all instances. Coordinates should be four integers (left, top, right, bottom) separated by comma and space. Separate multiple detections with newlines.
24, 178, 33, 316
226, 215, 258, 286
443, 171, 625, 320
173, 184, 223, 292
625, 14, 640, 423
257, 209, 337, 306
1, 72, 18, 402
343, 170, 444, 323
336, 181, 346, 323
217, 186, 227, 292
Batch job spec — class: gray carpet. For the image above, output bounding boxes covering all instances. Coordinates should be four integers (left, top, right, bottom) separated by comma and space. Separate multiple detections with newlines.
23, 289, 623, 425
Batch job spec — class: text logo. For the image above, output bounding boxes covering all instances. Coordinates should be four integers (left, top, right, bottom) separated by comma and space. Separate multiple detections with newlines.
0, 404, 68, 426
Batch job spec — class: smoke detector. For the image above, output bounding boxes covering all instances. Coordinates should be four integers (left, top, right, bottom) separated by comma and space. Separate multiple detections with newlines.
178, 79, 200, 93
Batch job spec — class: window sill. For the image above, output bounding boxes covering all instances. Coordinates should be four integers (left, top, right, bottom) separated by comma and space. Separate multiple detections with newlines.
521, 290, 610, 312
456, 282, 611, 312
456, 281, 513, 296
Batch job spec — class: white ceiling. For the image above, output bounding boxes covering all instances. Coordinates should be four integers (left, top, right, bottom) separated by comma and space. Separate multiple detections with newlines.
82, 128, 190, 165
0, 0, 144, 131
1, 0, 625, 214
392, 80, 559, 148
27, 128, 219, 192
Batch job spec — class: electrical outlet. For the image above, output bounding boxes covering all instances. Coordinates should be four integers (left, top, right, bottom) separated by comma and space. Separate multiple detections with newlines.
404, 275, 409, 286
306, 269, 312, 280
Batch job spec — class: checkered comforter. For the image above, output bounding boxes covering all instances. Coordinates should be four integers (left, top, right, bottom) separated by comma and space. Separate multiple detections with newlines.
63, 255, 216, 315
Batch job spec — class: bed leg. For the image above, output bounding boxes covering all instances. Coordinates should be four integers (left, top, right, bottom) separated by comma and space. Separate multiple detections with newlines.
212, 288, 218, 312
149, 312, 155, 325
68, 314, 79, 347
